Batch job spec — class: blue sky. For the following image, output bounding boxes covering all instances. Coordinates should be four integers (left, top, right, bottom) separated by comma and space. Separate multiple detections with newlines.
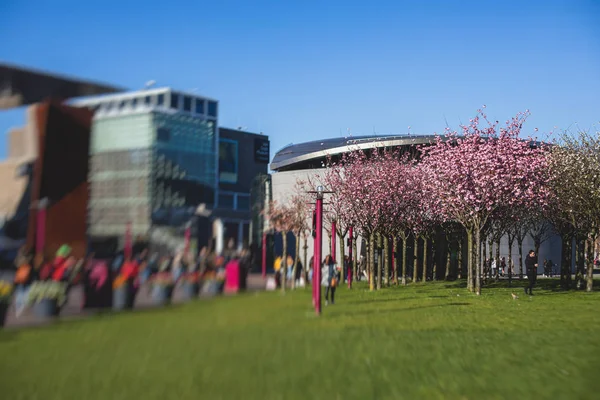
1, 0, 599, 160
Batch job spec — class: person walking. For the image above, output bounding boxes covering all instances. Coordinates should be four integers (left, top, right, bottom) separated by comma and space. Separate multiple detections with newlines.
524, 250, 539, 295
321, 255, 338, 306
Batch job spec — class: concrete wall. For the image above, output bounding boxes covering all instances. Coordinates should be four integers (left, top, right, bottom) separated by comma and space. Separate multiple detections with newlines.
25, 102, 92, 258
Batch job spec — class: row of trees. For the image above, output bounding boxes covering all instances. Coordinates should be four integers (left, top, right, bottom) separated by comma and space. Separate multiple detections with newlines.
267, 108, 600, 294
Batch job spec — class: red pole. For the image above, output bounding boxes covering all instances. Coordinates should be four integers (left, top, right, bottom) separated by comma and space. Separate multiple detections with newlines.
331, 219, 336, 262
314, 189, 323, 315
348, 226, 353, 289
35, 199, 48, 256
312, 209, 316, 307
312, 247, 316, 307
261, 232, 267, 278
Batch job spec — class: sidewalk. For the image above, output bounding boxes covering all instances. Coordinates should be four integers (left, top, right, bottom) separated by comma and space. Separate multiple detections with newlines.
3, 273, 267, 329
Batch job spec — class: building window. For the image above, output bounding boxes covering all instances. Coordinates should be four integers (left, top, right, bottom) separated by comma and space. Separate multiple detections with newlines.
118, 101, 125, 110
145, 96, 151, 105
157, 128, 170, 142
195, 99, 204, 114
131, 98, 138, 108
218, 193, 234, 209
237, 195, 250, 211
170, 93, 179, 110
208, 101, 217, 117
183, 96, 192, 112
219, 139, 238, 183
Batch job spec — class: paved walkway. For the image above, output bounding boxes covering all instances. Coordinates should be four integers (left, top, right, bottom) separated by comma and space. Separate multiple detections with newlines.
2, 274, 267, 329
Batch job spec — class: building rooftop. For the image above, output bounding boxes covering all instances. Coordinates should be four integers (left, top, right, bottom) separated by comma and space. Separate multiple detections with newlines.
70, 87, 218, 120
270, 134, 437, 171
0, 62, 124, 110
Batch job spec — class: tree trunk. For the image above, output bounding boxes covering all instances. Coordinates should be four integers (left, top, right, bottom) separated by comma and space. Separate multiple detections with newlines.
413, 235, 419, 283
303, 233, 308, 285
401, 235, 408, 285
281, 232, 287, 293
369, 233, 375, 291
393, 235, 399, 285
474, 226, 482, 295
575, 237, 585, 290
467, 229, 473, 292
507, 235, 514, 287
495, 238, 501, 280
488, 238, 494, 280
586, 235, 595, 292
482, 236, 487, 282
291, 233, 300, 289
517, 238, 524, 280
444, 240, 451, 280
352, 238, 358, 282
338, 231, 345, 284
422, 237, 428, 282
383, 235, 390, 287
560, 232, 572, 290
432, 237, 437, 281
457, 238, 463, 280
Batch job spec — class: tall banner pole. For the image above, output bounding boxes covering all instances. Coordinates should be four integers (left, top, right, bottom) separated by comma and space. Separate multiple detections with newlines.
348, 226, 353, 289
314, 187, 324, 315
312, 209, 317, 307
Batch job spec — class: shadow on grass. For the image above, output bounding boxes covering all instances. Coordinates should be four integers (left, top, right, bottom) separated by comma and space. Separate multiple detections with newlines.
4, 303, 188, 332
345, 297, 421, 305
0, 329, 19, 343
330, 302, 471, 318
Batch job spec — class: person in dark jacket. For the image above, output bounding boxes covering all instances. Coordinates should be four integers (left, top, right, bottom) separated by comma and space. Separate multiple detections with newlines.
524, 250, 538, 295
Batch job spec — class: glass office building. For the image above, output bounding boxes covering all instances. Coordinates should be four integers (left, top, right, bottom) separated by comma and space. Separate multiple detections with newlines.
73, 88, 218, 240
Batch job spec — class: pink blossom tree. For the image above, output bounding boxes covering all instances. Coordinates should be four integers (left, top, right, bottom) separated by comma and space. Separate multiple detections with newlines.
420, 109, 552, 294
327, 149, 392, 291
265, 200, 297, 293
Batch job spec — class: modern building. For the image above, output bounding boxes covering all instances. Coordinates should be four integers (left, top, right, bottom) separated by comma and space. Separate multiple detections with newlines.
71, 89, 271, 256
1, 63, 271, 261
0, 62, 123, 110
269, 135, 562, 276
0, 102, 94, 260
0, 63, 120, 262
213, 127, 270, 253
71, 88, 219, 252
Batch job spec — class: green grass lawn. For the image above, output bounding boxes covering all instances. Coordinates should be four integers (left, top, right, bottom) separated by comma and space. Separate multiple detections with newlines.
1, 280, 600, 400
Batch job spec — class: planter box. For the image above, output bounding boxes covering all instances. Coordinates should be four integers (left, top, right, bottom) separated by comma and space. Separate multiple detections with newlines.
113, 286, 130, 310
201, 280, 223, 297
33, 298, 60, 318
152, 285, 174, 306
182, 282, 199, 301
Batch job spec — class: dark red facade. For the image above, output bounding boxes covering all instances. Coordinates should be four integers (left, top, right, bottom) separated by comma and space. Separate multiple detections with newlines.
26, 102, 92, 258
